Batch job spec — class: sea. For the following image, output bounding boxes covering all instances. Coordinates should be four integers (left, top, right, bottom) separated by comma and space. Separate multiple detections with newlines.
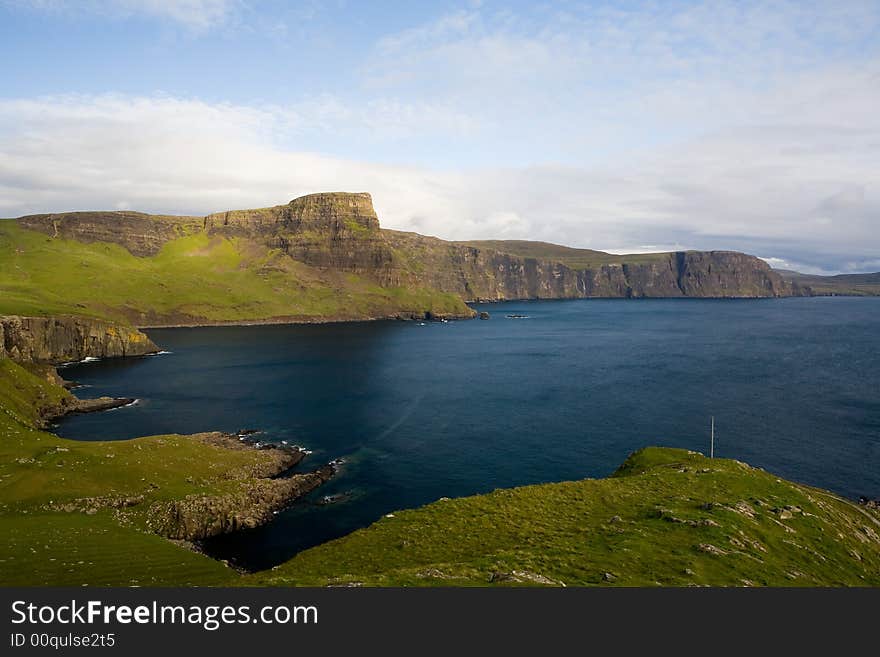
55, 297, 880, 570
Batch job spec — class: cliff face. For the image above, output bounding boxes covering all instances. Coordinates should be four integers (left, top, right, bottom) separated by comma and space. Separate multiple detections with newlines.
382, 231, 792, 300
14, 192, 795, 305
205, 192, 394, 275
0, 315, 158, 363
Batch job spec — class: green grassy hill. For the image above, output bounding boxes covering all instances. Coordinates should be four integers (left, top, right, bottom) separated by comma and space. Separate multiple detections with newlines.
0, 358, 268, 585
0, 221, 469, 325
2, 358, 878, 587
259, 447, 880, 587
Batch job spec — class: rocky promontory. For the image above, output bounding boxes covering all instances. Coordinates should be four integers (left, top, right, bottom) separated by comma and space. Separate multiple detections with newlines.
145, 432, 334, 541
0, 315, 158, 363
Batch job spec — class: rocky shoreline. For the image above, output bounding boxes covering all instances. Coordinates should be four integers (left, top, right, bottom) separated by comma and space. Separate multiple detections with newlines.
36, 430, 337, 543
145, 432, 336, 541
51, 395, 137, 418
135, 309, 476, 329
0, 317, 338, 549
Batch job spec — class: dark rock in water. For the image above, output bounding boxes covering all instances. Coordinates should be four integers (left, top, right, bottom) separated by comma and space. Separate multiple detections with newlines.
236, 429, 260, 437
859, 496, 879, 510
68, 397, 135, 414
479, 311, 490, 320
318, 491, 352, 506
44, 395, 136, 423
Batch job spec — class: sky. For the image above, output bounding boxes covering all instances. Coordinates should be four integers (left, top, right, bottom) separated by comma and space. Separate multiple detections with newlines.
0, 1, 878, 274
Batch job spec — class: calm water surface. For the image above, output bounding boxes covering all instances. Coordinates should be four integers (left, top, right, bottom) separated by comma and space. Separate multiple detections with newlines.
56, 298, 880, 569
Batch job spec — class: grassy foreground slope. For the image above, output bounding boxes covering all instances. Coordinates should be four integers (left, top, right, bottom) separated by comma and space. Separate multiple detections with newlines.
0, 221, 469, 325
261, 448, 880, 587
0, 358, 261, 586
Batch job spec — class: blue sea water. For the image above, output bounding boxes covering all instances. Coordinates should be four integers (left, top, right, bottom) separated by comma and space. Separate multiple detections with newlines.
56, 297, 880, 570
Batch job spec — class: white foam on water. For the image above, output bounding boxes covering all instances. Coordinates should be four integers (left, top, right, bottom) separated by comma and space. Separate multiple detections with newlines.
106, 399, 139, 411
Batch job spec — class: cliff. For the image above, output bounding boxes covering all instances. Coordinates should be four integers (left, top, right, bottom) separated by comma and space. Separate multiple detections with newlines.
5, 192, 798, 328
0, 315, 158, 363
778, 270, 880, 297
385, 232, 793, 300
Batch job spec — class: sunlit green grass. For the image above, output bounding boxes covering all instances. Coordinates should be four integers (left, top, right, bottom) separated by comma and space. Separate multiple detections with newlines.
0, 221, 471, 324
259, 448, 880, 587
0, 358, 271, 586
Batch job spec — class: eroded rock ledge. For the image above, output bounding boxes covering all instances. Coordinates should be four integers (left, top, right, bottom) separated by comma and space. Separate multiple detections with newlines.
145, 432, 335, 541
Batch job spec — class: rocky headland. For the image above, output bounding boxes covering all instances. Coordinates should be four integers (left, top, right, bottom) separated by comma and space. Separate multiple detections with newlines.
0, 314, 159, 362
8, 192, 803, 332
147, 432, 335, 541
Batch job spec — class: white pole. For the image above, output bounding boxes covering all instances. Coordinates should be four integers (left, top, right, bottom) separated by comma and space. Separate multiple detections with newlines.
710, 416, 715, 459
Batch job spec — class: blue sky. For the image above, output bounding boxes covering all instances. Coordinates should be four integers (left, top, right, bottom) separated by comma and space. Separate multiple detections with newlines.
1, 0, 879, 273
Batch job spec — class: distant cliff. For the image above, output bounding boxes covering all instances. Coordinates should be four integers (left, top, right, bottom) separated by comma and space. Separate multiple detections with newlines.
6, 192, 799, 327
383, 232, 794, 300
778, 270, 880, 297
0, 315, 158, 363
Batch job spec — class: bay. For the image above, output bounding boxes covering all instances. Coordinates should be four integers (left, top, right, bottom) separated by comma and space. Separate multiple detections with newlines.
56, 297, 880, 570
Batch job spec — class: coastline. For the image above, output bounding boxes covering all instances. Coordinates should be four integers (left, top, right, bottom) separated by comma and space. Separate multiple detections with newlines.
132, 295, 853, 330
35, 357, 338, 544
135, 310, 477, 329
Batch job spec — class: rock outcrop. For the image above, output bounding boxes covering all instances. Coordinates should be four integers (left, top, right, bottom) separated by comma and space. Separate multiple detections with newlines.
14, 192, 797, 304
148, 462, 335, 541
202, 192, 396, 277
0, 315, 158, 364
57, 396, 136, 416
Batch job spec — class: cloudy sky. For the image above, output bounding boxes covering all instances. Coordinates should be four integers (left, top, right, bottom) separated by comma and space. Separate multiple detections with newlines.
1, 1, 878, 273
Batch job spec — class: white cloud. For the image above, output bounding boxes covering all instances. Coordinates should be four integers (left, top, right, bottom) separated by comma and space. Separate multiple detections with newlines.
4, 0, 241, 29
0, 84, 877, 273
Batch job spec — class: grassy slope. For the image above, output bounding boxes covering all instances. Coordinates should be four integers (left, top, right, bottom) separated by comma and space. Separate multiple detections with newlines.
0, 358, 272, 586
259, 447, 880, 587
778, 270, 880, 296
458, 240, 672, 270
0, 221, 469, 325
